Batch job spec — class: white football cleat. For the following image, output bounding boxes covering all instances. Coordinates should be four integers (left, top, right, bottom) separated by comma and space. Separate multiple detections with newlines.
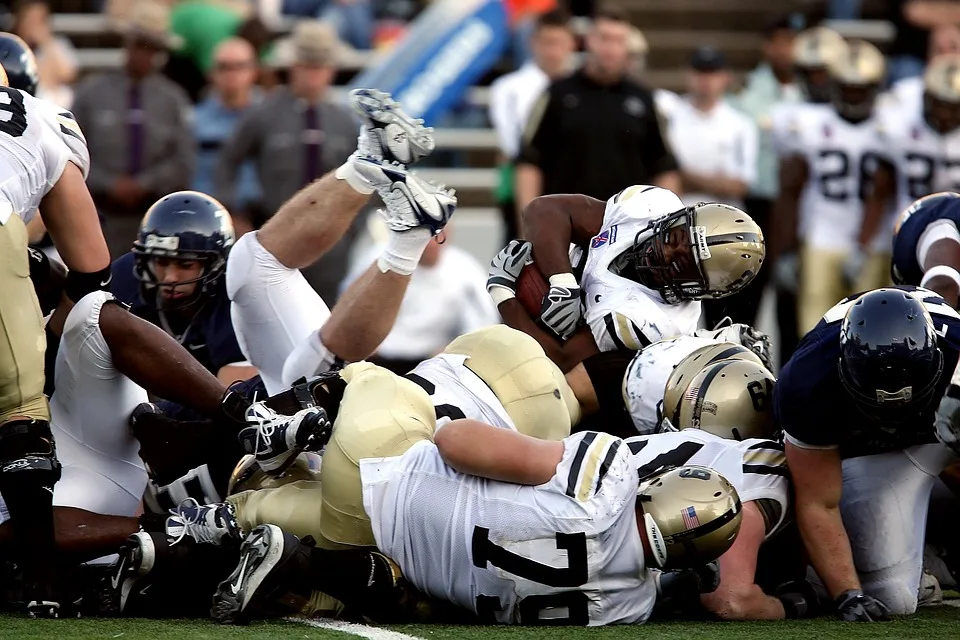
353, 158, 457, 236
350, 88, 435, 165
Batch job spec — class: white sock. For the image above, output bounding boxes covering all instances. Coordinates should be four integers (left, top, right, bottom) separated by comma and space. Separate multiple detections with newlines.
377, 227, 433, 275
335, 155, 375, 195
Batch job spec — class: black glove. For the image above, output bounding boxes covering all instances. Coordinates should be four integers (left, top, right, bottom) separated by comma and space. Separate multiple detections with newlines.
835, 589, 890, 622
775, 579, 830, 619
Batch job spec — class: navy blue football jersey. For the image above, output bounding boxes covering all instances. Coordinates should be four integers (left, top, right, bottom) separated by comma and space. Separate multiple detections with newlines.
891, 196, 960, 286
775, 286, 960, 457
111, 251, 245, 374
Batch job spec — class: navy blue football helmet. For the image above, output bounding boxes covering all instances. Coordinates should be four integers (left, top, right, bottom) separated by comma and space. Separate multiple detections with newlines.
0, 33, 38, 96
838, 288, 944, 427
133, 191, 235, 310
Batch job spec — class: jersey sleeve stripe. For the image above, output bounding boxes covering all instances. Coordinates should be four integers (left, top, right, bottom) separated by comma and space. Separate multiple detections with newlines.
594, 439, 622, 494
565, 432, 598, 498
635, 441, 704, 480
575, 433, 618, 501
743, 449, 786, 468
613, 313, 650, 351
603, 314, 628, 351
748, 440, 784, 452
743, 464, 790, 478
627, 438, 649, 455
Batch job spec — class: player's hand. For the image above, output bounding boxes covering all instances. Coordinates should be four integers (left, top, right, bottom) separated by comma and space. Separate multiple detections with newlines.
835, 589, 890, 622
842, 247, 867, 288
539, 273, 582, 340
935, 386, 960, 455
700, 323, 774, 370
775, 579, 830, 619
487, 240, 532, 305
774, 251, 799, 293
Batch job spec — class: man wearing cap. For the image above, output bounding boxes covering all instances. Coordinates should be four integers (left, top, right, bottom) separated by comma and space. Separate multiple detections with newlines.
215, 20, 359, 304
71, 1, 195, 259
663, 46, 758, 329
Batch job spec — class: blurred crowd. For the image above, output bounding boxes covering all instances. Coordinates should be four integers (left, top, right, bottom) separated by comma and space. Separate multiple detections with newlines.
9, 0, 960, 367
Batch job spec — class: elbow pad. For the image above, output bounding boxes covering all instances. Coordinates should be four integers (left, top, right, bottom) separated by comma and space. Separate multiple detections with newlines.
64, 265, 113, 303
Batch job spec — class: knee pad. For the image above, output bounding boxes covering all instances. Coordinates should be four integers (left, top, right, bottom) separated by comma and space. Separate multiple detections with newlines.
0, 419, 61, 494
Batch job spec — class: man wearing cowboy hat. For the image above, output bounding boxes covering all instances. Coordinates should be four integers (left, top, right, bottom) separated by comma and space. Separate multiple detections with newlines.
215, 20, 359, 304
71, 1, 195, 259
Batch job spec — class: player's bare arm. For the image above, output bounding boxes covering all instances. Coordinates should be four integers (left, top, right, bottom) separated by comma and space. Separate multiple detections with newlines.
770, 156, 808, 263
434, 419, 564, 485
859, 160, 895, 252
524, 194, 606, 278
701, 501, 786, 620
497, 298, 599, 372
921, 238, 960, 308
41, 161, 110, 274
785, 441, 861, 598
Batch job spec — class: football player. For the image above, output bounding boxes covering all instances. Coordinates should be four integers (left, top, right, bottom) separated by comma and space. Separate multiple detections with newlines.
777, 286, 960, 618
890, 192, 960, 307
215, 413, 742, 626
511, 186, 764, 367
772, 40, 888, 335
862, 55, 960, 279
0, 31, 112, 617
110, 192, 254, 384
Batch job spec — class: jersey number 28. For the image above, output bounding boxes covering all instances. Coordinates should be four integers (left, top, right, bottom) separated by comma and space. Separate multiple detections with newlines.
474, 527, 590, 625
817, 149, 877, 202
0, 87, 27, 138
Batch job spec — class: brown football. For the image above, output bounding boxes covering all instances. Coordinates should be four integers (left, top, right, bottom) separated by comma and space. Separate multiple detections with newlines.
516, 261, 549, 318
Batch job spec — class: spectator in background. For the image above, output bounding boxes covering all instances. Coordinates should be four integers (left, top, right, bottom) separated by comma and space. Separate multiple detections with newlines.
72, 1, 195, 259
215, 20, 359, 303
665, 46, 758, 329
281, 0, 373, 50
489, 9, 575, 242
12, 0, 77, 108
888, 0, 960, 83
193, 38, 262, 235
503, 0, 559, 66
515, 6, 680, 216
732, 14, 801, 350
342, 232, 500, 375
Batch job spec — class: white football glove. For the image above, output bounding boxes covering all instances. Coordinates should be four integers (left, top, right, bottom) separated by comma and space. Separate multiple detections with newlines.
487, 240, 533, 306
695, 323, 774, 371
540, 273, 582, 340
934, 387, 960, 455
774, 251, 800, 293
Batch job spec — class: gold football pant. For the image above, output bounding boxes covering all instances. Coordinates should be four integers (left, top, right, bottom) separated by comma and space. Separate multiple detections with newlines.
0, 214, 49, 423
441, 325, 580, 439
798, 247, 893, 336
229, 361, 435, 549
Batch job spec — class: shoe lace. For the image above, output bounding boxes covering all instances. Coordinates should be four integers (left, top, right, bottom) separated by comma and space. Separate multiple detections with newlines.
244, 401, 285, 459
167, 498, 222, 546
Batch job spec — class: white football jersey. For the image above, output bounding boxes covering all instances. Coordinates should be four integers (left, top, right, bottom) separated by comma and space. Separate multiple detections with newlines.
626, 430, 789, 538
581, 186, 701, 353
780, 103, 882, 252
406, 354, 515, 430
876, 105, 960, 213
621, 335, 719, 434
361, 431, 656, 626
0, 87, 89, 224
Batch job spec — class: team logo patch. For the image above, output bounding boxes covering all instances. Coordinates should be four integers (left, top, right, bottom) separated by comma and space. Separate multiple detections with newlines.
591, 225, 618, 249
681, 505, 701, 529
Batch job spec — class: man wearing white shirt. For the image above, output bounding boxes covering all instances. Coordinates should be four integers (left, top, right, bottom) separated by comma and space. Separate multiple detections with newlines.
489, 10, 575, 240
666, 47, 759, 211
342, 236, 500, 374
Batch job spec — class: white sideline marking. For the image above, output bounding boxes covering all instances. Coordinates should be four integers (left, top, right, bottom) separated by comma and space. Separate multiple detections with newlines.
288, 617, 426, 640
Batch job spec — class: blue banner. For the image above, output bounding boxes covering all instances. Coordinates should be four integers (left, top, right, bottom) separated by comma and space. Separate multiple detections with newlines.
349, 0, 509, 126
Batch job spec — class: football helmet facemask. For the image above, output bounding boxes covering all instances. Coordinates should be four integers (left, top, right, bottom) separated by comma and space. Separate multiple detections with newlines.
613, 203, 764, 305
828, 39, 885, 123
924, 54, 960, 134
793, 27, 847, 104
839, 288, 944, 429
133, 191, 236, 312
675, 359, 777, 441
638, 465, 742, 570
658, 342, 764, 432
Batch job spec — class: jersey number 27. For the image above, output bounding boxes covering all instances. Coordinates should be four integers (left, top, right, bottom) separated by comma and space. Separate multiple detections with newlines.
0, 87, 27, 138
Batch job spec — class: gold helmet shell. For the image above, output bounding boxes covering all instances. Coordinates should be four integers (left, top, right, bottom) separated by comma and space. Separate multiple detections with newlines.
828, 39, 885, 85
924, 54, 960, 133
661, 342, 764, 430
638, 465, 743, 570
675, 358, 777, 441
691, 203, 765, 300
792, 26, 847, 70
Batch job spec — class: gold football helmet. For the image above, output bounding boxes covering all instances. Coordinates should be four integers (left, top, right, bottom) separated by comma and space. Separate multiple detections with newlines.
638, 465, 742, 570
675, 359, 777, 441
924, 53, 960, 134
828, 39, 885, 122
793, 26, 847, 103
660, 342, 764, 430
614, 203, 765, 304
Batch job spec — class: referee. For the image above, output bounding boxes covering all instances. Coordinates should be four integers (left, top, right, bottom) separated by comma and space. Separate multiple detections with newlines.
515, 6, 680, 220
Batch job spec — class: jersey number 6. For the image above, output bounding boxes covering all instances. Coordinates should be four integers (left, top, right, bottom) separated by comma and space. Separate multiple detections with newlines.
473, 527, 590, 625
0, 87, 27, 138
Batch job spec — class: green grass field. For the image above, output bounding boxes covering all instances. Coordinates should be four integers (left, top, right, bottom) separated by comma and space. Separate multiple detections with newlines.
1, 607, 959, 640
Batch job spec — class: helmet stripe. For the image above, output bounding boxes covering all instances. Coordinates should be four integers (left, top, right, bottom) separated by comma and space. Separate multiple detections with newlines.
691, 359, 738, 423
705, 233, 763, 246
